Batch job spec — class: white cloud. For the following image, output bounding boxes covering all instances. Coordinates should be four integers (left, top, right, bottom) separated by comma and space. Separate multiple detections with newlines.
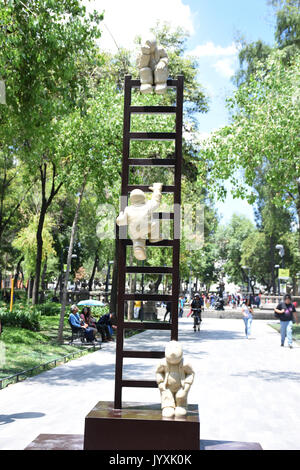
213, 58, 236, 79
190, 41, 238, 58
84, 0, 194, 51
188, 40, 239, 79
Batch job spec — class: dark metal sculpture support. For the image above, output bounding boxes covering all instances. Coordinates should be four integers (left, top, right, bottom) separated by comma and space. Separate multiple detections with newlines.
114, 75, 184, 409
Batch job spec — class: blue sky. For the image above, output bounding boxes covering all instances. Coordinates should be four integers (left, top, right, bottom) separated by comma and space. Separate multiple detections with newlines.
182, 0, 276, 224
87, 0, 278, 225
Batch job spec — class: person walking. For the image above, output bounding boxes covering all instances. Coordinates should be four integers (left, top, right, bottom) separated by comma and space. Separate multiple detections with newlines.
178, 295, 185, 318
191, 293, 203, 332
134, 300, 141, 319
164, 301, 172, 322
274, 294, 299, 348
242, 298, 253, 339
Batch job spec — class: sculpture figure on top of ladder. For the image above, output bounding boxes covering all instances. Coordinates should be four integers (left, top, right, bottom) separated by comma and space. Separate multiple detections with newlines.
137, 35, 169, 94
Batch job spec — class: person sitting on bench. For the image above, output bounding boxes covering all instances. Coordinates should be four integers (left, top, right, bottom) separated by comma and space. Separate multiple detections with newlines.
69, 305, 95, 343
80, 307, 98, 341
96, 313, 116, 342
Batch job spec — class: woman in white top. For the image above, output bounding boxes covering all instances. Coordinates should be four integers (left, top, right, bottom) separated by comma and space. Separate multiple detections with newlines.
242, 298, 253, 339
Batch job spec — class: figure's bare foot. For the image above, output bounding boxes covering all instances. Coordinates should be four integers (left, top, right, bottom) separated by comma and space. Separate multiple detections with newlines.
133, 247, 146, 260
175, 406, 187, 417
140, 84, 153, 94
155, 83, 167, 94
149, 237, 163, 243
162, 407, 175, 418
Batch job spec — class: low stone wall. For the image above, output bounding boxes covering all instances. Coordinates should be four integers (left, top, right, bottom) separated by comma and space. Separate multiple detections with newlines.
201, 309, 276, 320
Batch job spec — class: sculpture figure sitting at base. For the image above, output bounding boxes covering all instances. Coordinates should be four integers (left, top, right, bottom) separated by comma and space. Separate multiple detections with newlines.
116, 183, 163, 261
156, 341, 194, 418
137, 36, 169, 94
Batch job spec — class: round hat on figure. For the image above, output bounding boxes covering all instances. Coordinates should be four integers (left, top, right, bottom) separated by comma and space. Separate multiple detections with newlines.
130, 189, 146, 205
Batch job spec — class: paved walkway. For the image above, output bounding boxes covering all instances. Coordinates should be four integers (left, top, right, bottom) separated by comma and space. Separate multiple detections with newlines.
0, 317, 300, 450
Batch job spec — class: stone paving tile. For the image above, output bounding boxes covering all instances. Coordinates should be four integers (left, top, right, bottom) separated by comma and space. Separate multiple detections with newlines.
0, 317, 299, 450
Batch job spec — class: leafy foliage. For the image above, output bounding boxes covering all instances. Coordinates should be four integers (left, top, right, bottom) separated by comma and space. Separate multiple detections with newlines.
0, 307, 41, 331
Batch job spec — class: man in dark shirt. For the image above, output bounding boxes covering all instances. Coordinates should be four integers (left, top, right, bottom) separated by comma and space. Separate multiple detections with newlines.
274, 294, 298, 348
191, 294, 203, 331
164, 301, 172, 322
96, 313, 116, 342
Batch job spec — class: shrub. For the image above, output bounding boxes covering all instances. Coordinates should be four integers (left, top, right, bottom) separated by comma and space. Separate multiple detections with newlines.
88, 305, 110, 318
0, 308, 41, 331
35, 302, 61, 316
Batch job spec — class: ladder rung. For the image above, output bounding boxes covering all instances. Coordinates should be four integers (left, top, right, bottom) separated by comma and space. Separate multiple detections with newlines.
130, 106, 176, 114
125, 266, 173, 274
122, 380, 158, 388
124, 322, 172, 330
128, 158, 175, 167
124, 240, 176, 247
127, 185, 175, 193
124, 294, 173, 301
122, 351, 165, 359
153, 212, 174, 219
129, 132, 176, 141
130, 79, 178, 88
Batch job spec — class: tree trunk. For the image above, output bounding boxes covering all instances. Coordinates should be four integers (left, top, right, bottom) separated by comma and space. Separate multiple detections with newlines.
27, 276, 34, 300
88, 245, 100, 291
58, 180, 86, 343
32, 163, 63, 305
39, 257, 47, 303
14, 257, 23, 287
32, 202, 47, 304
109, 238, 118, 315
154, 274, 163, 293
54, 273, 61, 297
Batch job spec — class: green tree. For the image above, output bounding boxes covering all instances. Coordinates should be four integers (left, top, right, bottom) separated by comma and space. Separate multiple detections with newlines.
12, 214, 56, 283
0, 0, 103, 304
55, 76, 123, 341
203, 50, 300, 245
215, 214, 256, 286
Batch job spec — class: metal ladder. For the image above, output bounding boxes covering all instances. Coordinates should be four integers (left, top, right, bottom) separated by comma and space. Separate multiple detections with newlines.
114, 74, 184, 409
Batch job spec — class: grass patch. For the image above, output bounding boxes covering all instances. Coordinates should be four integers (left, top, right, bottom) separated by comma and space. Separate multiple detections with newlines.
0, 315, 91, 381
269, 322, 300, 341
0, 311, 142, 385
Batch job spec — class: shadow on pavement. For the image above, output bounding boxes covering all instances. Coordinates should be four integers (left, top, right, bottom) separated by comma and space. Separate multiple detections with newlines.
20, 319, 244, 387
0, 412, 45, 426
178, 323, 244, 342
231, 369, 300, 382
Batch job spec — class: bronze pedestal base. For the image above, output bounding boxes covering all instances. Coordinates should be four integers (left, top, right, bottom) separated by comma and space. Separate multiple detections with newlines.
25, 434, 84, 450
84, 401, 200, 450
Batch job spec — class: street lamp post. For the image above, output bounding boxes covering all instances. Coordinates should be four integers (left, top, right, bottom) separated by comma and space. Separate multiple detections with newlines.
275, 244, 285, 268
275, 264, 280, 296
275, 244, 285, 296
242, 266, 251, 297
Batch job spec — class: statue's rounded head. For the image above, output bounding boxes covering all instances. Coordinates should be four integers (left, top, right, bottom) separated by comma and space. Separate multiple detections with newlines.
130, 189, 146, 205
165, 341, 183, 365
145, 36, 157, 53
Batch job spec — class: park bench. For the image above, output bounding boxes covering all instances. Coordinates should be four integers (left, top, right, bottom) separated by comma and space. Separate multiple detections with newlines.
68, 319, 86, 345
